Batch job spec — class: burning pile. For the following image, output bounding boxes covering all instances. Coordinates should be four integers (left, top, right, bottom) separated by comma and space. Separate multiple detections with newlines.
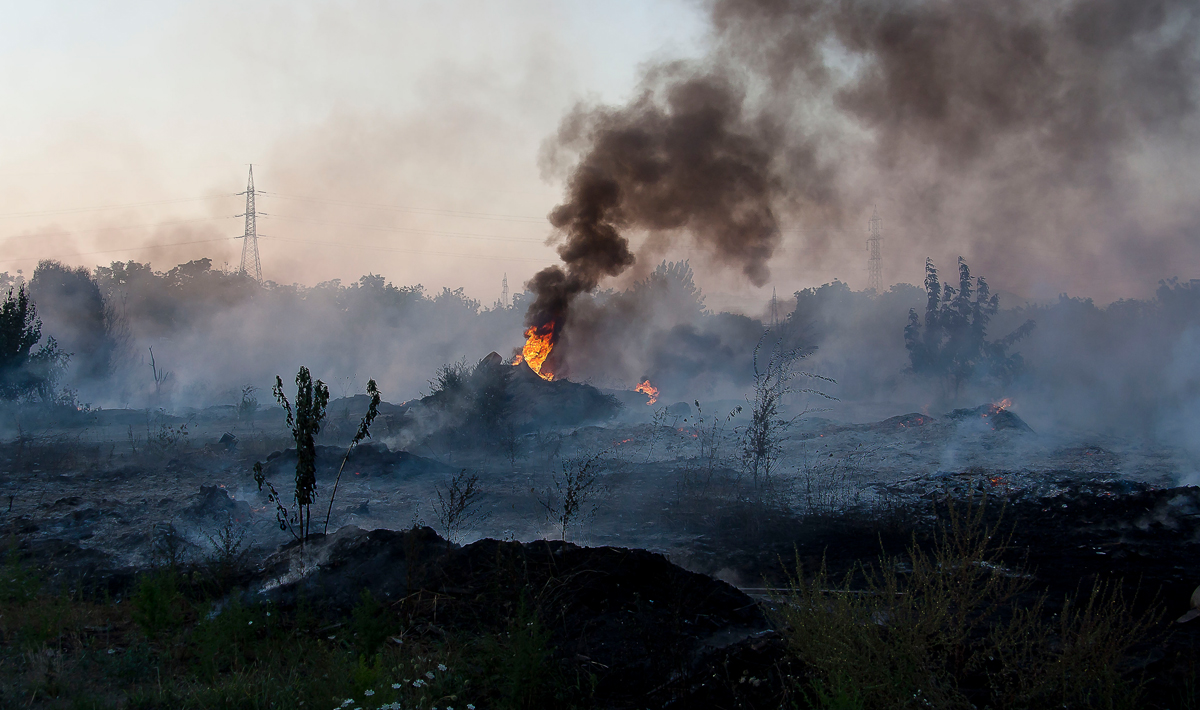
946, 400, 1033, 433
512, 322, 556, 381
635, 379, 659, 405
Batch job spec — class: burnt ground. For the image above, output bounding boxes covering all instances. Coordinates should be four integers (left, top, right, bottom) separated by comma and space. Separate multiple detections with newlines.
1, 398, 1199, 707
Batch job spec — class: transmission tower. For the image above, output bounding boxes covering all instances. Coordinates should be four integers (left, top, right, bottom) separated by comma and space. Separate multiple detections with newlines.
501, 273, 509, 309
237, 165, 264, 283
866, 205, 883, 293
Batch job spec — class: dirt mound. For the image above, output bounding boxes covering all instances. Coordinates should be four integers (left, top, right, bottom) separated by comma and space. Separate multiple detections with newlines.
255, 526, 768, 704
945, 403, 1034, 432
874, 412, 938, 430
184, 485, 252, 522
392, 353, 622, 448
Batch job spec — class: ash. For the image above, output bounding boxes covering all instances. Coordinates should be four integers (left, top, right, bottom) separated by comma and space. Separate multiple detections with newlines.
0, 388, 1189, 582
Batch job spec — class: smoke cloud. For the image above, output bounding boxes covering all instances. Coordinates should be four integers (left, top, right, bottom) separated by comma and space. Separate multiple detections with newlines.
526, 65, 801, 357
531, 0, 1200, 359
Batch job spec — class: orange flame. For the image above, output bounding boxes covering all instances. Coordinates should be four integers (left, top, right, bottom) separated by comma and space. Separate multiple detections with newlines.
517, 323, 555, 381
635, 379, 659, 405
994, 398, 1013, 411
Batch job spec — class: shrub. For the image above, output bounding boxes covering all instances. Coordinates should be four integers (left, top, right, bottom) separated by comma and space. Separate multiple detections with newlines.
324, 379, 381, 534
539, 453, 606, 541
741, 333, 833, 498
254, 367, 329, 545
131, 569, 187, 636
350, 588, 391, 658
0, 286, 69, 401
434, 469, 489, 544
770, 497, 1160, 709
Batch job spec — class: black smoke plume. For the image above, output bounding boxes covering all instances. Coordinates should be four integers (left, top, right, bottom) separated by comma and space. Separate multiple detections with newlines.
528, 0, 1199, 367
526, 66, 797, 368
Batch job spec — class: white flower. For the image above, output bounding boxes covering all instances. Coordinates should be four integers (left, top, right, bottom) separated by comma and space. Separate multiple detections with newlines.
425, 671, 435, 680
392, 683, 402, 689
341, 700, 354, 708
437, 664, 447, 671
248, 621, 253, 625
363, 690, 375, 697
467, 705, 476, 709
413, 679, 426, 688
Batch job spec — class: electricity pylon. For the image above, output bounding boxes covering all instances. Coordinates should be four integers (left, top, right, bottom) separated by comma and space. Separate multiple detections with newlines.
237, 166, 264, 283
867, 205, 883, 293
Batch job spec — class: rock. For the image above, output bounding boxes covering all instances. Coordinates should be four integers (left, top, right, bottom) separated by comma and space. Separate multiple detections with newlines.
666, 401, 691, 417
185, 485, 251, 522
945, 403, 1034, 432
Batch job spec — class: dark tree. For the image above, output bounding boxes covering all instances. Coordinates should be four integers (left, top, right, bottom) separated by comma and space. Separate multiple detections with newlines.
29, 260, 114, 379
0, 286, 69, 401
904, 257, 1034, 395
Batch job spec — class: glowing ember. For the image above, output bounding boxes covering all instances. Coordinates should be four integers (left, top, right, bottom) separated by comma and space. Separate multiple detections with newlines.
635, 379, 659, 405
517, 323, 555, 381
994, 398, 1013, 411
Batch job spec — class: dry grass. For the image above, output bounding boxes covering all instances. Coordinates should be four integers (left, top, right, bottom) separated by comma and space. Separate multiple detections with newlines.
770, 496, 1162, 710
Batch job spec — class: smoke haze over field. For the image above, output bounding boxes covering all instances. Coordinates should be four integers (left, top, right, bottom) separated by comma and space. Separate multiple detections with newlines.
0, 1, 1196, 305
2, 1, 1200, 478
532, 0, 1200, 320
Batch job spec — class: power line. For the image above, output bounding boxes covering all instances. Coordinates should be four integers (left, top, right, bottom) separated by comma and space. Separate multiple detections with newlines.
1, 215, 237, 240
0, 236, 237, 264
257, 235, 550, 263
0, 195, 232, 220
261, 191, 547, 224
264, 213, 548, 244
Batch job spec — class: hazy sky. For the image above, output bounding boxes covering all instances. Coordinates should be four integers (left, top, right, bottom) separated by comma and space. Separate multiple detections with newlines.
0, 1, 714, 302
1, 0, 1197, 308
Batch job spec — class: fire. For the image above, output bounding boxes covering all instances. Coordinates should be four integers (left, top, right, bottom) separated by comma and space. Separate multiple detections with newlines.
994, 398, 1013, 411
635, 379, 659, 405
517, 323, 555, 381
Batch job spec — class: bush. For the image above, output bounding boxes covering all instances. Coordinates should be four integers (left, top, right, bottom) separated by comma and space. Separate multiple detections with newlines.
904, 257, 1035, 397
131, 569, 188, 636
771, 497, 1159, 709
0, 286, 69, 401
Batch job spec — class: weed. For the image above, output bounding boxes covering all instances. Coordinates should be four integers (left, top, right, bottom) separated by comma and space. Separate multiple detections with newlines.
434, 469, 489, 544
200, 516, 250, 593
0, 548, 41, 604
324, 378, 381, 534
498, 597, 552, 709
145, 408, 191, 453
770, 496, 1162, 709
539, 452, 606, 541
795, 444, 872, 517
147, 346, 172, 402
741, 332, 834, 498
678, 400, 742, 499
254, 366, 330, 546
131, 568, 187, 636
236, 384, 258, 430
350, 588, 391, 657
